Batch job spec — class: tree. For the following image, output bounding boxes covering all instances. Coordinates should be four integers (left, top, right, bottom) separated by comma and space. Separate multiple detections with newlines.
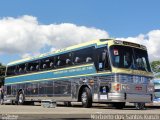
0, 63, 6, 86
150, 61, 160, 73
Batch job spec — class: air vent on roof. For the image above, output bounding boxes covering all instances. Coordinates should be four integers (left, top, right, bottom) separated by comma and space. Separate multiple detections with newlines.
100, 39, 113, 42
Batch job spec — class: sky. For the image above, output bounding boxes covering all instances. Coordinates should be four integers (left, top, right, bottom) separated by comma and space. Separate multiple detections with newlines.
0, 0, 160, 65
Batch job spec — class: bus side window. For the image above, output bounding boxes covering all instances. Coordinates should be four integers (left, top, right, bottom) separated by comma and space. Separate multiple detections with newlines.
56, 57, 62, 67
13, 66, 18, 75
97, 47, 110, 71
55, 53, 72, 67
74, 57, 80, 63
24, 67, 27, 72
36, 65, 39, 71
66, 58, 71, 65
49, 62, 53, 68
43, 64, 47, 69
73, 47, 94, 64
17, 64, 26, 74
6, 66, 16, 76
19, 68, 22, 73
30, 66, 34, 71
28, 60, 40, 72
86, 57, 92, 63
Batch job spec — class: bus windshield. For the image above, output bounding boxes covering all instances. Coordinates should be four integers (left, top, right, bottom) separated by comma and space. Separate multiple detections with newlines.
110, 45, 151, 72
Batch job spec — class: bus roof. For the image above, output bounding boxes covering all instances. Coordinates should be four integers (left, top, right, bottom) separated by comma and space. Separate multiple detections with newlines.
7, 39, 146, 66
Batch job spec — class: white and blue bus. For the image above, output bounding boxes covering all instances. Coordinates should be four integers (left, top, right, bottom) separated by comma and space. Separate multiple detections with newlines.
4, 39, 154, 109
153, 79, 160, 103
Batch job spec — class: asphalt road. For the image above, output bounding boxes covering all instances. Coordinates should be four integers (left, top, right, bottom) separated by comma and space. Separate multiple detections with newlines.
0, 103, 160, 120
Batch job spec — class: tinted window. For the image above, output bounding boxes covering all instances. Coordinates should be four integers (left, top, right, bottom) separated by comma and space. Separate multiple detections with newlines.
28, 60, 40, 72
73, 47, 94, 64
110, 45, 133, 69
6, 66, 16, 76
40, 57, 54, 70
96, 47, 110, 71
134, 49, 151, 72
110, 45, 151, 72
55, 53, 72, 67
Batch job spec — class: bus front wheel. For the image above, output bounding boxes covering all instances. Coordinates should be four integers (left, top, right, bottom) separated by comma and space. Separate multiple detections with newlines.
81, 87, 92, 108
17, 91, 25, 105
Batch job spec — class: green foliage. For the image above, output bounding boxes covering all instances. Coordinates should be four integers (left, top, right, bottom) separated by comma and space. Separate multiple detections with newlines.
0, 63, 6, 86
150, 61, 160, 73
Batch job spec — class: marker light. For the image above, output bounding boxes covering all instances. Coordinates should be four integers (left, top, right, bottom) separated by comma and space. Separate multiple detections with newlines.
112, 83, 121, 92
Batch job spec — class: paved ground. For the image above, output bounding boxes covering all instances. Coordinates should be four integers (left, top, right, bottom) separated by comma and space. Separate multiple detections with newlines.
0, 103, 160, 120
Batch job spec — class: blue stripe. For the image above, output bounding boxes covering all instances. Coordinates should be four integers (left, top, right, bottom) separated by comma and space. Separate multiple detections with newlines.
5, 64, 96, 84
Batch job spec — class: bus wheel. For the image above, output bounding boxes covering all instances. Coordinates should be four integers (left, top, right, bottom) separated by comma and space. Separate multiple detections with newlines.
135, 103, 146, 110
113, 102, 125, 109
17, 91, 25, 105
81, 87, 92, 108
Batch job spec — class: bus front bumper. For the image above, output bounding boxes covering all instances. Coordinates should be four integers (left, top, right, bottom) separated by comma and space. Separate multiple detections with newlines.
95, 93, 153, 103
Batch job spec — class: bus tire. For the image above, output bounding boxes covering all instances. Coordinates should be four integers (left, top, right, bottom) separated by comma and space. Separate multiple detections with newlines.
17, 91, 25, 105
113, 102, 125, 109
135, 103, 146, 110
81, 87, 92, 108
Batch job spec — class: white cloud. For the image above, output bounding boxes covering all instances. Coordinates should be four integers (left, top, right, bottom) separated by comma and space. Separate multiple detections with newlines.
0, 15, 160, 62
0, 15, 109, 56
117, 30, 160, 61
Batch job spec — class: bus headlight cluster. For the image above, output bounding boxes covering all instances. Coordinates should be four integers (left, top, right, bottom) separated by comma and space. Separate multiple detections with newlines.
112, 83, 121, 92
122, 85, 129, 91
148, 86, 154, 92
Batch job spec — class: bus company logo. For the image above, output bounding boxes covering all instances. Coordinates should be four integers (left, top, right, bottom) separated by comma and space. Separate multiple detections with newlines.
135, 85, 142, 91
1, 114, 18, 120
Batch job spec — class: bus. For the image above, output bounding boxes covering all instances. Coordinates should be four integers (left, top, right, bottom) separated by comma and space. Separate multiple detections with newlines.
153, 79, 160, 103
4, 39, 154, 109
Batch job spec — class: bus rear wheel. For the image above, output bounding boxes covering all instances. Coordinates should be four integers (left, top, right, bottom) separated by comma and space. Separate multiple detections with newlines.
81, 87, 92, 108
17, 91, 25, 105
135, 103, 146, 110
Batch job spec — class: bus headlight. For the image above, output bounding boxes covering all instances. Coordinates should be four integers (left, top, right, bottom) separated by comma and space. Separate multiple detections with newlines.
148, 86, 154, 92
122, 85, 129, 91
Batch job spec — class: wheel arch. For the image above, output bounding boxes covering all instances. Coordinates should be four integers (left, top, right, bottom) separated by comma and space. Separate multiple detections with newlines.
16, 88, 25, 102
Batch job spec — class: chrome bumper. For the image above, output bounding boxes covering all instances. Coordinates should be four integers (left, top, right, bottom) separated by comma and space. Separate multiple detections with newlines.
96, 93, 152, 103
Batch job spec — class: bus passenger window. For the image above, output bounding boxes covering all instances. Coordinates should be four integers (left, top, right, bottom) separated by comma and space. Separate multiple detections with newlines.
75, 57, 80, 63
86, 57, 92, 63
30, 66, 34, 71
14, 69, 17, 75
24, 66, 27, 72
19, 68, 22, 73
36, 65, 39, 70
97, 47, 110, 71
43, 64, 47, 69
50, 62, 54, 68
66, 58, 71, 65
57, 60, 61, 66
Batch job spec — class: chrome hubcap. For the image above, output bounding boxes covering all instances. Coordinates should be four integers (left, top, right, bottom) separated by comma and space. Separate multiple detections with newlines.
19, 94, 23, 103
81, 92, 87, 103
135, 103, 145, 109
